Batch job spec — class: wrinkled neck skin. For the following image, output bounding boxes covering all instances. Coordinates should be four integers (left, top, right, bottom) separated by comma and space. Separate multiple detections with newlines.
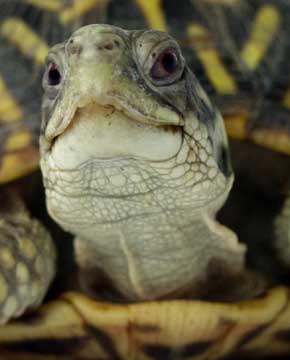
40, 106, 245, 301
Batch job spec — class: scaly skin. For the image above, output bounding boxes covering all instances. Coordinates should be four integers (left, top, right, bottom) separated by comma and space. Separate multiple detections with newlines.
40, 25, 250, 301
0, 193, 56, 323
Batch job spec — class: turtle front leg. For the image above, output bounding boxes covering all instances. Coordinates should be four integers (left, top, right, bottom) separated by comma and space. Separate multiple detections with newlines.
0, 193, 56, 323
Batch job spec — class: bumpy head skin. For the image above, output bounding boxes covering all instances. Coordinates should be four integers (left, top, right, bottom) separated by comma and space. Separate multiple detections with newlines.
40, 24, 246, 301
0, 193, 56, 324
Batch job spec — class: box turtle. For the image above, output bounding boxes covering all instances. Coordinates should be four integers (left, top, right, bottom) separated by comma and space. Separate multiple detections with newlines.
0, 1, 290, 360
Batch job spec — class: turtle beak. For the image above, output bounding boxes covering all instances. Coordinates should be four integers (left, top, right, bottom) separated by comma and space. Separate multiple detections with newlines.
44, 93, 184, 145
42, 54, 184, 145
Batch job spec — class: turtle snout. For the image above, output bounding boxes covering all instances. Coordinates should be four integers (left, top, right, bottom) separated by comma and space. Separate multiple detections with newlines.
67, 32, 125, 61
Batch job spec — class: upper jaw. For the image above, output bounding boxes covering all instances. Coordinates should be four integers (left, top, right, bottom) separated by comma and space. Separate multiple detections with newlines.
43, 92, 185, 144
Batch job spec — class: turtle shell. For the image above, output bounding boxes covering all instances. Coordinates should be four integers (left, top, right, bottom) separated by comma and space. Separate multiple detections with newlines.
0, 1, 290, 359
0, 288, 289, 359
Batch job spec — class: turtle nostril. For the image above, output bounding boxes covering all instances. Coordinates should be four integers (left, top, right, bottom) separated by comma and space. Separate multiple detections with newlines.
97, 41, 116, 51
68, 39, 82, 55
70, 44, 82, 55
104, 43, 114, 50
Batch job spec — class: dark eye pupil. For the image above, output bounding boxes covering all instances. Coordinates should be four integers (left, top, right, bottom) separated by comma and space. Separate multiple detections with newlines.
48, 64, 61, 86
150, 49, 182, 83
161, 52, 178, 73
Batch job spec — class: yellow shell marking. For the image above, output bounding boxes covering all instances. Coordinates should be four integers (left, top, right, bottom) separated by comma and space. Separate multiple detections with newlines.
59, 0, 108, 24
0, 288, 289, 357
135, 0, 168, 31
204, 0, 240, 3
0, 76, 23, 123
224, 115, 248, 140
251, 130, 290, 156
57, 287, 290, 356
24, 0, 63, 11
0, 152, 39, 184
25, 0, 108, 24
0, 129, 39, 184
241, 5, 280, 70
187, 23, 237, 94
1, 18, 49, 65
4, 129, 32, 152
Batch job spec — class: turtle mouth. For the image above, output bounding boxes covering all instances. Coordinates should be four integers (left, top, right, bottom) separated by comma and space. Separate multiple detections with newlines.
44, 94, 184, 145
43, 98, 184, 170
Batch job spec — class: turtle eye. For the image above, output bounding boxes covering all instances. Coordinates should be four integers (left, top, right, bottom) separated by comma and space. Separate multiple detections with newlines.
47, 62, 62, 86
150, 49, 182, 82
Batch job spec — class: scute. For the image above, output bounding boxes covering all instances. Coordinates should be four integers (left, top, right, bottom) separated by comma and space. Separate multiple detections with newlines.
0, 288, 289, 359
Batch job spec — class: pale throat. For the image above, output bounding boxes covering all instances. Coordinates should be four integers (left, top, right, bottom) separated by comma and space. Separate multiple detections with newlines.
50, 103, 183, 170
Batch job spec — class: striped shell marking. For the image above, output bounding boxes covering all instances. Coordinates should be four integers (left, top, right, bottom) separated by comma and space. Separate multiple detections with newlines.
0, 288, 289, 359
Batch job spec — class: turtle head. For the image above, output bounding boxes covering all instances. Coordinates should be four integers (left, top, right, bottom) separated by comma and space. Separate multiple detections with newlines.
41, 24, 231, 183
